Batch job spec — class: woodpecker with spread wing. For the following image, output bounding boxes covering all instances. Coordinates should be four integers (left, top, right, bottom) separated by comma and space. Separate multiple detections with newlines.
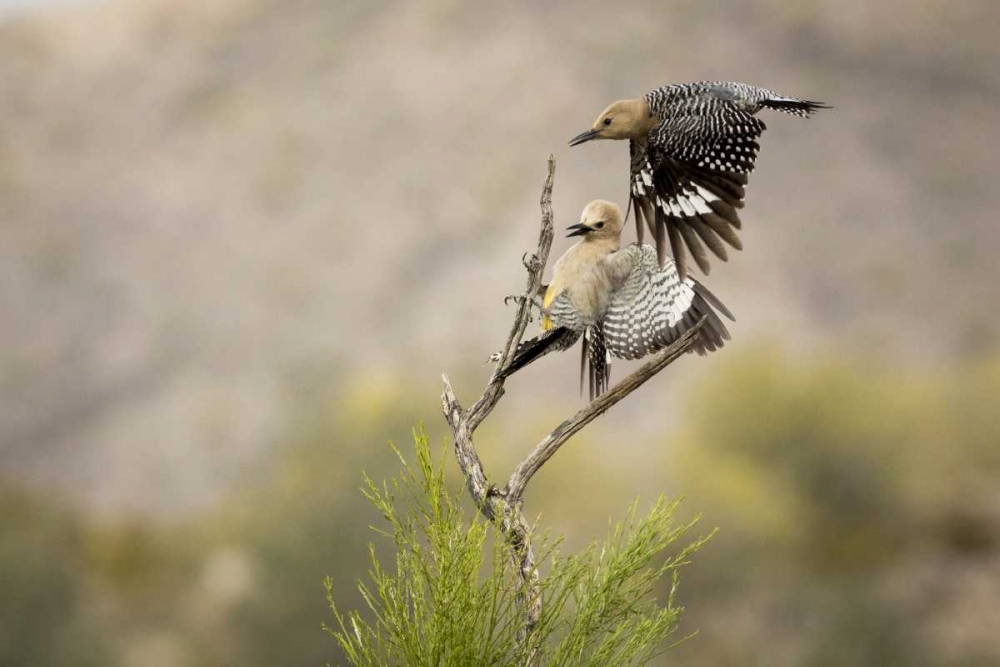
569, 81, 828, 279
499, 200, 733, 400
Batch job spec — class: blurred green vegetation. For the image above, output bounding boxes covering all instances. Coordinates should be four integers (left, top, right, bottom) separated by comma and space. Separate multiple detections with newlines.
669, 347, 1000, 667
0, 488, 111, 667
1, 347, 998, 666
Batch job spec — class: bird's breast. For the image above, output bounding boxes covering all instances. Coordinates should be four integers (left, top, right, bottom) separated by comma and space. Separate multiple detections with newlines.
566, 270, 613, 323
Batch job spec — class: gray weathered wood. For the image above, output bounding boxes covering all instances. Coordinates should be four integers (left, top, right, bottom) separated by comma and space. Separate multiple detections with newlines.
440, 155, 703, 666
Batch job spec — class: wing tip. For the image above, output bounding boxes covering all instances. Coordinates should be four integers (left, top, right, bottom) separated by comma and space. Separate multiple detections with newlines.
691, 279, 735, 322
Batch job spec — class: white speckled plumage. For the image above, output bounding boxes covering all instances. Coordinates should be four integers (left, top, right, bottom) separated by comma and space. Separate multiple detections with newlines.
501, 200, 734, 398
573, 80, 828, 278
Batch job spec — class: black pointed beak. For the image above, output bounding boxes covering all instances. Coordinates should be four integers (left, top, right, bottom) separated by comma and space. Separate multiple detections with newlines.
568, 128, 600, 147
566, 223, 591, 238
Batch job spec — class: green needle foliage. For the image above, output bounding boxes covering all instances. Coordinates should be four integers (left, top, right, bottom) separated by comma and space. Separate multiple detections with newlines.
326, 428, 713, 666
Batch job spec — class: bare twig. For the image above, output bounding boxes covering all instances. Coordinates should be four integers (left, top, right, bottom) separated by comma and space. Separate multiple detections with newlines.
441, 156, 554, 665
505, 319, 705, 504
440, 155, 702, 666
464, 155, 555, 433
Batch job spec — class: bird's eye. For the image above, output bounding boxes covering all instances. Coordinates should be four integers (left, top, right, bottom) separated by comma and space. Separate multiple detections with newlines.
595, 221, 605, 228
603, 117, 612, 126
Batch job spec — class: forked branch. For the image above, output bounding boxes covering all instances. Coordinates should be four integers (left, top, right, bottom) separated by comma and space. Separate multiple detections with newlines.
440, 155, 703, 665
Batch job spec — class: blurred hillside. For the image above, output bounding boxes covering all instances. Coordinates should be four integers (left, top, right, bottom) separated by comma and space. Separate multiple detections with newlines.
2, 0, 998, 513
1, 0, 999, 665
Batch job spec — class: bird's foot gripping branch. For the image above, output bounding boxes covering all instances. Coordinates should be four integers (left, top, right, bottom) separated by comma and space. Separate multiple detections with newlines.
440, 155, 710, 665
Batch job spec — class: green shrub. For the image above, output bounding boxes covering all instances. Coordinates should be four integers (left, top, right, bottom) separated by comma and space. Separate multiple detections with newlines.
326, 429, 712, 667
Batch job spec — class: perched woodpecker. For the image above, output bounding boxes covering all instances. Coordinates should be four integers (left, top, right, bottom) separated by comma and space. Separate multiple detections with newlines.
500, 200, 733, 400
569, 81, 828, 279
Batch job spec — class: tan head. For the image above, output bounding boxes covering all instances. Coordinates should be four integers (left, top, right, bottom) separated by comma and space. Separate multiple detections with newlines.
568, 99, 656, 146
565, 200, 625, 241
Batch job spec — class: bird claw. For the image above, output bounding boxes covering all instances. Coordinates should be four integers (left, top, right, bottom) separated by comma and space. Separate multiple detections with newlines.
487, 350, 503, 363
504, 294, 543, 323
504, 294, 526, 307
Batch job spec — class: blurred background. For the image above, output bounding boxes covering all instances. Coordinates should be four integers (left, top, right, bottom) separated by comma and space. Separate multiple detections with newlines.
2, 0, 998, 665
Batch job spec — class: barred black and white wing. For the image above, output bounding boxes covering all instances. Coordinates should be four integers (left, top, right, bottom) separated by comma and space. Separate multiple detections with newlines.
544, 290, 586, 332
639, 98, 763, 278
636, 81, 827, 278
602, 245, 733, 359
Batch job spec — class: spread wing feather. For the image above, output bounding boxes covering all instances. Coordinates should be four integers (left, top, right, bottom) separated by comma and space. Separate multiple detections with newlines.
629, 80, 818, 277
602, 245, 733, 359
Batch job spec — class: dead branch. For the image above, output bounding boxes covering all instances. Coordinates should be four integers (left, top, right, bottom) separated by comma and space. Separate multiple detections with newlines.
504, 320, 705, 505
440, 155, 703, 666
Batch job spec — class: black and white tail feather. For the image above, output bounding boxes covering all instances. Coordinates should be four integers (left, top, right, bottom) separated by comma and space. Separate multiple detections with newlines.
760, 96, 830, 117
498, 244, 733, 399
632, 81, 829, 278
498, 326, 580, 378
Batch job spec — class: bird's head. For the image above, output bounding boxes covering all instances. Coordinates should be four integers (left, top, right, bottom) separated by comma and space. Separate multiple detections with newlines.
569, 99, 655, 146
566, 200, 624, 239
